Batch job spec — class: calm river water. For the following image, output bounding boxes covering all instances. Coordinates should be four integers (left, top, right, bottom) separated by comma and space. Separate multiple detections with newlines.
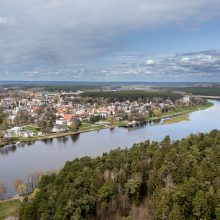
1, 100, 220, 196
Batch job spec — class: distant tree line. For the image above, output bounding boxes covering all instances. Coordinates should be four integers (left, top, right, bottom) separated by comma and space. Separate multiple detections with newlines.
82, 91, 182, 102
167, 86, 220, 96
44, 84, 102, 92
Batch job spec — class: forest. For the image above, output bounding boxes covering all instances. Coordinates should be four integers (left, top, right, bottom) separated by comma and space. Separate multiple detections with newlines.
166, 86, 220, 96
19, 129, 220, 220
82, 91, 181, 102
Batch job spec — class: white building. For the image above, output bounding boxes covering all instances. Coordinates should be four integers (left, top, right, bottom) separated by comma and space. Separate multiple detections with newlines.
55, 119, 67, 126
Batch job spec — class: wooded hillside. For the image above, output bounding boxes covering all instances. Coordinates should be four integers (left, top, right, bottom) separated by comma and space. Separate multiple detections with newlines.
19, 130, 220, 220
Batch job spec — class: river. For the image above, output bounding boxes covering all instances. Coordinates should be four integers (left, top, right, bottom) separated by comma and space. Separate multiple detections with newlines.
1, 100, 220, 196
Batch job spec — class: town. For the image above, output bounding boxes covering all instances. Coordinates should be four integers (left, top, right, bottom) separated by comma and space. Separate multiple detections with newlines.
0, 87, 208, 146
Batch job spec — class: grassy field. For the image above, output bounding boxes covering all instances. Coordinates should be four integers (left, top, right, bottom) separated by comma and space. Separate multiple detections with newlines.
113, 121, 128, 127
161, 101, 214, 118
161, 102, 213, 125
0, 199, 21, 219
21, 126, 39, 132
78, 123, 105, 132
162, 114, 189, 124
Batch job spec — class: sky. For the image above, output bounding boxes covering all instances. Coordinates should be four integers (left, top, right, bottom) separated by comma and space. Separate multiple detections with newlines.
1, 0, 220, 81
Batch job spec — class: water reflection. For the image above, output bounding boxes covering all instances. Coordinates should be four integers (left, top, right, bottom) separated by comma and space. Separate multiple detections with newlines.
0, 133, 82, 156
41, 138, 53, 144
70, 133, 80, 143
153, 118, 161, 124
0, 144, 17, 156
27, 141, 35, 146
56, 136, 69, 144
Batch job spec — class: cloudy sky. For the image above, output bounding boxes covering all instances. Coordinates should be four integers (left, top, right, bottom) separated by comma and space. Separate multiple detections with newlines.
1, 0, 220, 81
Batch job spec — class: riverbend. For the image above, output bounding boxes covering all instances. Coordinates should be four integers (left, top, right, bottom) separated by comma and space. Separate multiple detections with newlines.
0, 101, 213, 147
0, 100, 220, 197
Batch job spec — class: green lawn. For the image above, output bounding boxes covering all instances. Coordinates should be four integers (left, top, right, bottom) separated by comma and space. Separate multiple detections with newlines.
0, 199, 21, 219
79, 123, 94, 129
113, 121, 127, 126
162, 114, 189, 124
79, 123, 96, 131
21, 126, 39, 132
161, 101, 214, 118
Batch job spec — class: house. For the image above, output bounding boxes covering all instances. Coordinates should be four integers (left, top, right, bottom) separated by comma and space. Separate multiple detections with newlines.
4, 127, 22, 138
55, 119, 67, 126
63, 114, 80, 126
64, 114, 74, 121
22, 130, 35, 138
52, 125, 68, 133
8, 115, 16, 125
182, 96, 191, 104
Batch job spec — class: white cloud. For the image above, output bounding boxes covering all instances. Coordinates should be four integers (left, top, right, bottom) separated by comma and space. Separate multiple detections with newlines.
0, 0, 220, 67
5, 50, 219, 81
146, 59, 155, 65
98, 50, 220, 81
0, 16, 15, 25
180, 57, 190, 63
0, 1, 220, 80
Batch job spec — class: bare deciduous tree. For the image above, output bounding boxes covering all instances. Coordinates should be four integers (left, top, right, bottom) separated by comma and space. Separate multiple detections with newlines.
27, 171, 43, 193
0, 182, 7, 200
14, 177, 23, 194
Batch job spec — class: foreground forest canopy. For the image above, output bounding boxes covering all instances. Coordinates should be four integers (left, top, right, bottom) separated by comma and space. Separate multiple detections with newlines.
20, 130, 220, 220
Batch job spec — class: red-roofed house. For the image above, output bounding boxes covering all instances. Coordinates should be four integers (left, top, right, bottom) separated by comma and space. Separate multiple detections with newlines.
64, 114, 74, 121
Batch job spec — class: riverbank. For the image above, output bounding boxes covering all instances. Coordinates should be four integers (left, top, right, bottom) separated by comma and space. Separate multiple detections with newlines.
1, 100, 219, 204
0, 198, 21, 219
0, 124, 109, 148
160, 101, 213, 125
150, 101, 213, 121
119, 101, 213, 128
0, 101, 214, 148
162, 114, 189, 124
